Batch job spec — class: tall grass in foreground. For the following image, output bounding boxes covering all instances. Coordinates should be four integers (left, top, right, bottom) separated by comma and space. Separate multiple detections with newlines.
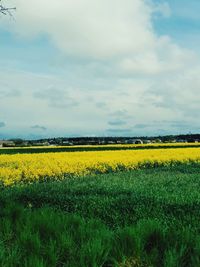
1, 166, 200, 266
0, 203, 200, 267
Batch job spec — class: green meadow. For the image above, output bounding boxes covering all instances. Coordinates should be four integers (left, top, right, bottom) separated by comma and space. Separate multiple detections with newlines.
1, 164, 200, 266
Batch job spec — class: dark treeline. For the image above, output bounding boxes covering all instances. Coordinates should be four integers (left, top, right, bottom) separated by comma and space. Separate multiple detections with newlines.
29, 133, 200, 145
2, 133, 200, 148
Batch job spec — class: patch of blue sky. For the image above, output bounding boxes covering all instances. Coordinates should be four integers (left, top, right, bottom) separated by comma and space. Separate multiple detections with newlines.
0, 29, 62, 74
0, 28, 117, 90
153, 0, 200, 50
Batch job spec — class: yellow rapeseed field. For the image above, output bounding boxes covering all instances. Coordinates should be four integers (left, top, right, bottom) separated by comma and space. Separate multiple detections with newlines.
1, 147, 200, 186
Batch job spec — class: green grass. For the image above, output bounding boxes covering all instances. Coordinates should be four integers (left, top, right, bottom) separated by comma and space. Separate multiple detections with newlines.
0, 203, 200, 267
1, 164, 200, 266
1, 164, 200, 228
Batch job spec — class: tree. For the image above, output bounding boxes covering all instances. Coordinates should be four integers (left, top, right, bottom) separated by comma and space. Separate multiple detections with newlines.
0, 0, 16, 17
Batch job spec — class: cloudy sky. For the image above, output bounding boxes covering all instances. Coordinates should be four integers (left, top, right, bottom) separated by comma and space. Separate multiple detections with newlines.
0, 0, 200, 139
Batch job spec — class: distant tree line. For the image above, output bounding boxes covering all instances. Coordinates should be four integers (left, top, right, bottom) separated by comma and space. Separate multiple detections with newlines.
7, 134, 200, 147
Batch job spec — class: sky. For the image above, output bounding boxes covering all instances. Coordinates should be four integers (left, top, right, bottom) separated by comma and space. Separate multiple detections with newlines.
1, 0, 200, 139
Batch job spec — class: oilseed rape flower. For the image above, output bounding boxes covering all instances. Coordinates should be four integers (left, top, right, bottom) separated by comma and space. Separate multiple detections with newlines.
1, 147, 200, 186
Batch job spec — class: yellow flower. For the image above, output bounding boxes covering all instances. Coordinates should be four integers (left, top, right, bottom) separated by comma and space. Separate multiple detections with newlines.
1, 147, 200, 186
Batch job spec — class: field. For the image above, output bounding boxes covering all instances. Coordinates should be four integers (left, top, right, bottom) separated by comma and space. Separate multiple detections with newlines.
1, 146, 200, 266
1, 147, 200, 186
1, 142, 200, 155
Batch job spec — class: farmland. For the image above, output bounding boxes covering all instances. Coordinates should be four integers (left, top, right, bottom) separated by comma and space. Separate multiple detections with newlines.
1, 147, 200, 186
1, 142, 200, 155
1, 146, 200, 266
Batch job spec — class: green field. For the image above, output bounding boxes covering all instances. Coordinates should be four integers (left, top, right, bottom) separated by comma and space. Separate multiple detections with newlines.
1, 165, 200, 266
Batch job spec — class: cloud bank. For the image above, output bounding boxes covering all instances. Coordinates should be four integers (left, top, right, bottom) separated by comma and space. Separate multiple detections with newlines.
1, 0, 200, 137
7, 0, 194, 73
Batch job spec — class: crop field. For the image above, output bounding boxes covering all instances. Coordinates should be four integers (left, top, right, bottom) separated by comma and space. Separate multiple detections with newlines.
1, 142, 200, 154
1, 146, 200, 266
1, 147, 200, 186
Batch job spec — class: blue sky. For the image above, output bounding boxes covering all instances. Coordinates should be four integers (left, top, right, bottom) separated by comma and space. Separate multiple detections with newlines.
154, 0, 200, 49
1, 0, 200, 139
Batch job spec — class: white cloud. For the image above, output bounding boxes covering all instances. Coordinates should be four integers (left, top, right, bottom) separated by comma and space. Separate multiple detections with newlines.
1, 65, 200, 138
4, 0, 157, 59
4, 0, 195, 76
1, 0, 150, 59
1, 0, 200, 137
